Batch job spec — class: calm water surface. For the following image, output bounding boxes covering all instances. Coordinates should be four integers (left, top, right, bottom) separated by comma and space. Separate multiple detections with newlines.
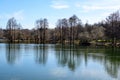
0, 43, 120, 80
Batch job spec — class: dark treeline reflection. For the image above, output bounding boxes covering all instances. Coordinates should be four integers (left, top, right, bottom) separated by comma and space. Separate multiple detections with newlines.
34, 44, 48, 65
6, 44, 21, 64
4, 44, 120, 78
103, 49, 120, 78
54, 45, 82, 71
54, 45, 120, 78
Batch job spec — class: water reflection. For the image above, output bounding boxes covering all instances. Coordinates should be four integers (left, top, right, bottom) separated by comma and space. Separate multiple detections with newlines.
34, 44, 48, 65
54, 45, 120, 78
104, 49, 120, 78
55, 45, 82, 71
6, 44, 21, 64
4, 44, 120, 79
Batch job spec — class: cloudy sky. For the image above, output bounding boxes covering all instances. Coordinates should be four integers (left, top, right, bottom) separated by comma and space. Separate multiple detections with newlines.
0, 0, 120, 29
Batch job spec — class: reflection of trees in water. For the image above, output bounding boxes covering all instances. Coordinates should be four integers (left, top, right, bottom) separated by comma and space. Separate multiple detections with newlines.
103, 49, 120, 78
104, 57, 120, 78
5, 44, 120, 78
82, 48, 120, 79
6, 44, 21, 64
88, 48, 120, 78
55, 45, 82, 71
55, 46, 120, 78
34, 44, 48, 65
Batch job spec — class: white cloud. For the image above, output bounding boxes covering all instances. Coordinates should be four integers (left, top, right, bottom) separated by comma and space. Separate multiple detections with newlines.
78, 0, 120, 12
3, 10, 24, 20
82, 5, 120, 11
50, 0, 69, 9
51, 4, 69, 9
75, 3, 81, 7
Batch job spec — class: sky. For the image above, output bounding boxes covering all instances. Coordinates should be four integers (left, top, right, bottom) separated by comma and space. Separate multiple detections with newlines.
0, 0, 120, 29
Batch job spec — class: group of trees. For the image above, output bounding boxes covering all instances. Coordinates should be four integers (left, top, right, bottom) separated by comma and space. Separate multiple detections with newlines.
5, 17, 22, 43
2, 18, 49, 43
53, 15, 105, 45
0, 10, 120, 46
102, 11, 120, 45
35, 18, 48, 43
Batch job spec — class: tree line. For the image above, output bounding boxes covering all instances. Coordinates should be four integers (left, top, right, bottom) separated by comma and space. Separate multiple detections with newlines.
0, 10, 120, 46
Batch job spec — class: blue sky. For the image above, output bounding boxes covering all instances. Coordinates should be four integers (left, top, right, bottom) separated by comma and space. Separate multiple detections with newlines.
0, 0, 120, 29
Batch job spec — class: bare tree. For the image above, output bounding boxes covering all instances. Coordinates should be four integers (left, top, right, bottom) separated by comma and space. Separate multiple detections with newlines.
6, 17, 19, 43
69, 15, 81, 46
104, 11, 120, 46
35, 18, 48, 44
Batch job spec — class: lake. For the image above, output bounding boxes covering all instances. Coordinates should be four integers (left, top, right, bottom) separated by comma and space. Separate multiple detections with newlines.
0, 43, 120, 80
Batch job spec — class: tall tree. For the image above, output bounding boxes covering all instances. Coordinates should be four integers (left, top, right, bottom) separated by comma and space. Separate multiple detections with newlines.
69, 15, 81, 45
6, 17, 19, 43
35, 18, 48, 44
43, 18, 48, 44
56, 18, 69, 44
104, 11, 120, 45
